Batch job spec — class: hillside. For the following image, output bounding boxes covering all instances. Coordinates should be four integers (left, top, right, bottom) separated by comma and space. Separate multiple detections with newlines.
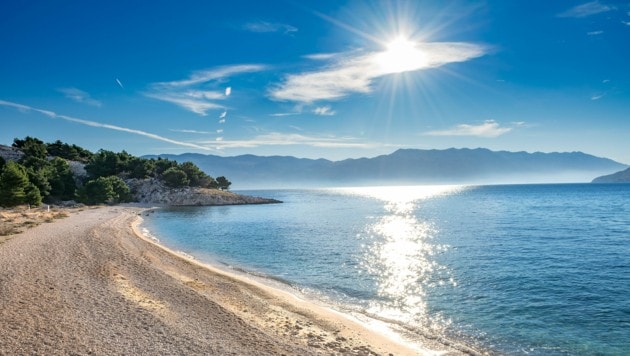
145, 148, 627, 188
592, 167, 630, 183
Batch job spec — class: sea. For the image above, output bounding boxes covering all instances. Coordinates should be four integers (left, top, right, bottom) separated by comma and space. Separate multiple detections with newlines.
140, 183, 630, 355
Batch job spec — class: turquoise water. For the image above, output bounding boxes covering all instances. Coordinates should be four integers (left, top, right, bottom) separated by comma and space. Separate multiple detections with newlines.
141, 184, 630, 355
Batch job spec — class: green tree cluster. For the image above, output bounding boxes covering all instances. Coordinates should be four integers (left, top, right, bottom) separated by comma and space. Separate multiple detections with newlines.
1, 136, 232, 207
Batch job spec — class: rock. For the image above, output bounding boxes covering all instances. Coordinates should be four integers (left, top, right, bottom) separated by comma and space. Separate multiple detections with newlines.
125, 178, 281, 206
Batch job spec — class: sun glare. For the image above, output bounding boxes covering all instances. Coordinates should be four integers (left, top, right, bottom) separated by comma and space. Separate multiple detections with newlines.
373, 36, 428, 75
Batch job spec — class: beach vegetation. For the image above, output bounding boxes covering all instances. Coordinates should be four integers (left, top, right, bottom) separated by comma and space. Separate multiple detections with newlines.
79, 176, 131, 204
0, 161, 32, 207
216, 176, 232, 191
2, 136, 233, 206
161, 167, 190, 188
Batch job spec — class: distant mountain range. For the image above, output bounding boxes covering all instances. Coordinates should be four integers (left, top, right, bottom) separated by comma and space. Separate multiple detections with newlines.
144, 148, 628, 189
592, 167, 630, 183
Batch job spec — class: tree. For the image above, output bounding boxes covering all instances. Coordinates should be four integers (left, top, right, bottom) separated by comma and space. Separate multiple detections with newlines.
80, 177, 115, 205
216, 176, 231, 191
161, 167, 189, 188
79, 176, 131, 204
48, 157, 77, 200
0, 161, 30, 207
24, 183, 42, 206
179, 161, 208, 187
13, 136, 47, 160
153, 158, 177, 176
125, 157, 155, 179
85, 150, 120, 178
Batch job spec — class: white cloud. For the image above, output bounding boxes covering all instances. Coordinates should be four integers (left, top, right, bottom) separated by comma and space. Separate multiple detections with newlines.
144, 92, 224, 116
203, 132, 375, 149
313, 105, 336, 116
58, 87, 102, 107
219, 110, 227, 119
218, 119, 226, 124
270, 112, 300, 117
587, 30, 604, 35
0, 100, 215, 151
303, 53, 339, 60
115, 78, 124, 89
216, 129, 224, 133
243, 21, 298, 34
146, 65, 265, 115
591, 93, 606, 100
424, 120, 512, 138
558, 1, 612, 18
169, 129, 213, 134
622, 21, 630, 26
269, 42, 486, 103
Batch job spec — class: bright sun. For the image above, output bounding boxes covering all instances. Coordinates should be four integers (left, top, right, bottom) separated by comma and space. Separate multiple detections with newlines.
373, 36, 427, 75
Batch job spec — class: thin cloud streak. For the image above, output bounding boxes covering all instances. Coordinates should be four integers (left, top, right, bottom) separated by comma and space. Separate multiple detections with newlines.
269, 42, 486, 103
169, 129, 214, 134
146, 65, 265, 116
423, 120, 513, 138
0, 100, 214, 151
58, 87, 102, 107
116, 78, 124, 89
201, 132, 377, 149
243, 21, 298, 34
558, 1, 612, 18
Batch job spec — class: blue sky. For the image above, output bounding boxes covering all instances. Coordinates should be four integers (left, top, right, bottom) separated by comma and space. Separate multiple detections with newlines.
2, 0, 629, 163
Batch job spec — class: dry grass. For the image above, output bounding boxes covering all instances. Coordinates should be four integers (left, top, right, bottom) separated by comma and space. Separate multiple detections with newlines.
0, 205, 82, 242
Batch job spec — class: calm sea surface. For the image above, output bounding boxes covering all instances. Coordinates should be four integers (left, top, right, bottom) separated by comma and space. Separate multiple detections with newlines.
141, 184, 630, 355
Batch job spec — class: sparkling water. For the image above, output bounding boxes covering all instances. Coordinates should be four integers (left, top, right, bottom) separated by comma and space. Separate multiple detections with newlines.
141, 184, 630, 355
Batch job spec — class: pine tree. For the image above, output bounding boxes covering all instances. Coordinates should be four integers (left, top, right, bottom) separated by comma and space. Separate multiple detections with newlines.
0, 161, 31, 207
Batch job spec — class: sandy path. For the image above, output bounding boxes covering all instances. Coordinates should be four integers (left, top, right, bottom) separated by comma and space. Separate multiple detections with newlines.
0, 207, 443, 355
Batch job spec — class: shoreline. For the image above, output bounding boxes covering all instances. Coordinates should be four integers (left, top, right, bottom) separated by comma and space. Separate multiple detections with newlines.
133, 208, 478, 355
0, 206, 467, 355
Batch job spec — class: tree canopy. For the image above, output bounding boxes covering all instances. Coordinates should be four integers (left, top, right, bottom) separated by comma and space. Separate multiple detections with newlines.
0, 136, 231, 207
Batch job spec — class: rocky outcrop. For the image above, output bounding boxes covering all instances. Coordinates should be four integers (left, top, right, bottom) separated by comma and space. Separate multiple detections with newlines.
0, 145, 24, 162
592, 167, 630, 183
125, 178, 281, 206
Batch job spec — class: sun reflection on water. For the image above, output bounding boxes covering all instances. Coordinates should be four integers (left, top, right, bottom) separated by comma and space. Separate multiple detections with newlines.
335, 185, 465, 331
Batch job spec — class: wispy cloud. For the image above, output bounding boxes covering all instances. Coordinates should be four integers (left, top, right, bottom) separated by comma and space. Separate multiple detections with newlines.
269, 42, 486, 103
558, 1, 612, 18
169, 129, 213, 134
58, 87, 102, 107
145, 65, 265, 115
270, 112, 300, 117
202, 132, 375, 149
115, 78, 124, 89
303, 53, 339, 60
622, 20, 630, 26
243, 21, 298, 34
591, 93, 606, 100
313, 105, 336, 116
423, 120, 513, 138
587, 30, 604, 35
0, 100, 214, 151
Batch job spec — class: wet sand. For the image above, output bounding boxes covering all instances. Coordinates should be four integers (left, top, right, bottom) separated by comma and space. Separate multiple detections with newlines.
0, 206, 462, 355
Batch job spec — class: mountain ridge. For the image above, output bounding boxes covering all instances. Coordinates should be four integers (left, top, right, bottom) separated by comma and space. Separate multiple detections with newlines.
144, 148, 627, 189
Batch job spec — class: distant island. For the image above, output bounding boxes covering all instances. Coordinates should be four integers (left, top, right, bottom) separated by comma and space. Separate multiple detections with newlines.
592, 167, 630, 183
0, 137, 279, 208
146, 148, 628, 189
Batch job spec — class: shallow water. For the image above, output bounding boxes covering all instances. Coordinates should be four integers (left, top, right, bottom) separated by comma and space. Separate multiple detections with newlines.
142, 184, 630, 355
